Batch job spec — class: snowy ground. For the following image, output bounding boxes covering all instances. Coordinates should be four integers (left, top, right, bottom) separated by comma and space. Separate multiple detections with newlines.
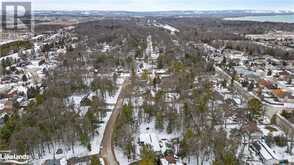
31, 75, 127, 164
114, 148, 130, 165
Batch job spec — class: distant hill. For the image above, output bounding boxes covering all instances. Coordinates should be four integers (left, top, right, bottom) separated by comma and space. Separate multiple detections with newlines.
30, 10, 294, 17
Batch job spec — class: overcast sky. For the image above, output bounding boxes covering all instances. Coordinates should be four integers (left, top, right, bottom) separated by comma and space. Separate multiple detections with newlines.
9, 0, 294, 11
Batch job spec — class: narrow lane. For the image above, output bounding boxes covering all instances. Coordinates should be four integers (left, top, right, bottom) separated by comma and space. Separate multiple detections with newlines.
99, 79, 129, 165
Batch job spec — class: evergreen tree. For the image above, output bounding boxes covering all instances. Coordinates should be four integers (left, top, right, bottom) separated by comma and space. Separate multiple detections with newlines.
155, 112, 164, 131
139, 145, 156, 165
90, 156, 101, 165
248, 98, 262, 120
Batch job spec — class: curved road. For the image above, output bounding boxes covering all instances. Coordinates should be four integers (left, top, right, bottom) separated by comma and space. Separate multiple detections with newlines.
99, 79, 129, 165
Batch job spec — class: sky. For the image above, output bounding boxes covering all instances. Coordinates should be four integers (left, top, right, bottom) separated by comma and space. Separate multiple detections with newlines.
5, 0, 294, 11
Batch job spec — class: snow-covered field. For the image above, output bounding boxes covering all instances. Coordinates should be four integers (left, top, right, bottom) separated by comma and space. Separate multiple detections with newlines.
153, 23, 180, 34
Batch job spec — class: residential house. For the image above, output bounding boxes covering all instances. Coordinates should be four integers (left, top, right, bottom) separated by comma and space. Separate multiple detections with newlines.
272, 89, 294, 103
259, 80, 277, 90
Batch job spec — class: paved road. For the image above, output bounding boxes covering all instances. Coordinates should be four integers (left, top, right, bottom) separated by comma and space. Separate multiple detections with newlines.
99, 79, 129, 165
215, 66, 282, 118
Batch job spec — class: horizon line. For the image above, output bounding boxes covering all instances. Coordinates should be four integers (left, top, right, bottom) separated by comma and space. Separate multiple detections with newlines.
31, 9, 294, 12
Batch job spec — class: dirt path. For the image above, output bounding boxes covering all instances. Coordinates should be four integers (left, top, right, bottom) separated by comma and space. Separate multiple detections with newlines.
99, 79, 129, 165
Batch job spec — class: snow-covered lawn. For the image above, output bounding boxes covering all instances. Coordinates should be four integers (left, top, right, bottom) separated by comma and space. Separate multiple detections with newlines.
271, 145, 294, 162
